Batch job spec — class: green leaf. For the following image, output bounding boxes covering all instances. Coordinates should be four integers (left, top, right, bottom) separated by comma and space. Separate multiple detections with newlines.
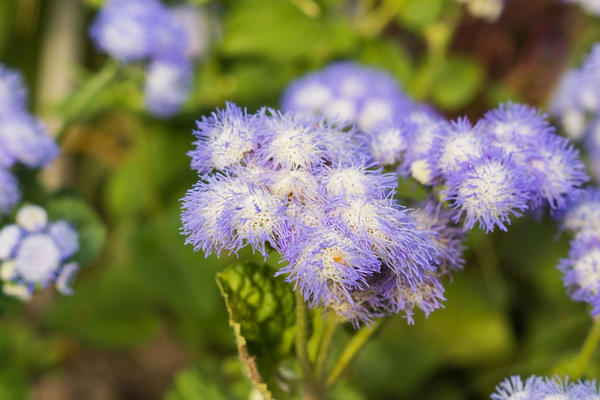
222, 0, 356, 62
216, 262, 296, 399
46, 196, 106, 265
431, 56, 484, 110
0, 370, 28, 400
358, 40, 413, 86
397, 0, 449, 31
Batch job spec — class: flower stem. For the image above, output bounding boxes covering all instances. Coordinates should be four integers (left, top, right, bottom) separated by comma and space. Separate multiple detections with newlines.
296, 291, 313, 380
55, 60, 119, 142
359, 0, 407, 38
325, 319, 382, 391
571, 317, 600, 379
314, 312, 339, 380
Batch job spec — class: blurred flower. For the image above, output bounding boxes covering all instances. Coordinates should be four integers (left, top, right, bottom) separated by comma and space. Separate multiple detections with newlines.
491, 375, 599, 399
144, 59, 192, 118
0, 205, 79, 300
565, 0, 600, 16
172, 5, 212, 61
281, 62, 414, 132
0, 65, 27, 115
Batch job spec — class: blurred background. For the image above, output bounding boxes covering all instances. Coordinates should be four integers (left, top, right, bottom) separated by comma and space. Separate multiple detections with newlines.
1, 0, 600, 399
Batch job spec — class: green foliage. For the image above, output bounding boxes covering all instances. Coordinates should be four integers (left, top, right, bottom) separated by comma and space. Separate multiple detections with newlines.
431, 56, 485, 110
397, 0, 450, 31
46, 196, 107, 265
216, 262, 296, 399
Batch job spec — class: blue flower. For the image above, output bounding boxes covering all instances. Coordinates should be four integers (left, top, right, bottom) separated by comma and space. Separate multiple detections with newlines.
0, 111, 59, 169
411, 200, 466, 273
491, 375, 600, 400
0, 65, 27, 115
171, 5, 211, 61
366, 119, 413, 167
561, 188, 600, 234
144, 58, 192, 118
0, 205, 80, 300
559, 230, 600, 316
90, 0, 164, 63
443, 152, 531, 232
188, 103, 259, 174
281, 62, 414, 132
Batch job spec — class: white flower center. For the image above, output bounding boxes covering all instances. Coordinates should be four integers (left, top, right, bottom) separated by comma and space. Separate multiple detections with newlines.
15, 234, 61, 284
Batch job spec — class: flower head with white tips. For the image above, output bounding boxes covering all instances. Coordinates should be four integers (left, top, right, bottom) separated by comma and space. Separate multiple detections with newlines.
0, 204, 80, 300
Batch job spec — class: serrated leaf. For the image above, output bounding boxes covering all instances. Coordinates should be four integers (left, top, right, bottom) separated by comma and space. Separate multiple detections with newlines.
46, 196, 106, 265
216, 262, 296, 399
431, 56, 484, 110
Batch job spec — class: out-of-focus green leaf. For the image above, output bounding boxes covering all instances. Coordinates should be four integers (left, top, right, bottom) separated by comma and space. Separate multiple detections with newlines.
397, 0, 448, 31
165, 368, 233, 400
431, 56, 484, 110
358, 39, 413, 86
44, 265, 161, 348
222, 0, 356, 62
46, 196, 106, 265
216, 262, 296, 399
0, 370, 28, 400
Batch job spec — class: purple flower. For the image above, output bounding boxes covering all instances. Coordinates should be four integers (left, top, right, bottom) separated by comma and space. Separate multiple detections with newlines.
526, 135, 588, 209
443, 152, 531, 232
320, 164, 397, 199
281, 62, 413, 132
0, 112, 59, 169
366, 119, 413, 166
429, 117, 489, 179
171, 5, 211, 61
561, 188, 600, 234
0, 65, 27, 115
144, 58, 192, 117
188, 103, 259, 174
0, 205, 80, 300
411, 200, 466, 273
559, 230, 600, 316
491, 375, 600, 400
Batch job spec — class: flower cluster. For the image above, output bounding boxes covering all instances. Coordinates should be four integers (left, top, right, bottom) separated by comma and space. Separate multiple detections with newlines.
284, 62, 587, 233
181, 103, 465, 325
558, 188, 600, 315
551, 44, 600, 141
381, 103, 587, 232
281, 62, 414, 133
491, 375, 599, 399
0, 64, 59, 214
90, 0, 209, 117
0, 205, 79, 301
456, 0, 504, 21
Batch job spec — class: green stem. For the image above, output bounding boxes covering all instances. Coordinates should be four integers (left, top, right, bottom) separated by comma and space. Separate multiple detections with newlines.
314, 312, 339, 380
55, 60, 119, 142
359, 0, 407, 38
296, 291, 313, 380
326, 320, 382, 391
571, 317, 600, 379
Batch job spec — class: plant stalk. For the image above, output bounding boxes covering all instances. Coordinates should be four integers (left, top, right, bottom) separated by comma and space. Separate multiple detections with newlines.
314, 312, 340, 380
326, 319, 382, 391
571, 317, 600, 379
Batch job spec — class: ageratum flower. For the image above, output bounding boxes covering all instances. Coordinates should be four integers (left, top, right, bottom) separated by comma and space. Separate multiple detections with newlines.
182, 103, 446, 326
281, 62, 414, 132
0, 168, 19, 215
90, 0, 164, 62
144, 58, 192, 118
559, 230, 600, 315
367, 119, 413, 166
443, 152, 531, 232
0, 65, 27, 115
429, 117, 488, 179
0, 205, 79, 300
172, 5, 211, 61
491, 375, 600, 400
561, 188, 600, 234
0, 112, 59, 169
188, 103, 259, 173
411, 200, 465, 274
